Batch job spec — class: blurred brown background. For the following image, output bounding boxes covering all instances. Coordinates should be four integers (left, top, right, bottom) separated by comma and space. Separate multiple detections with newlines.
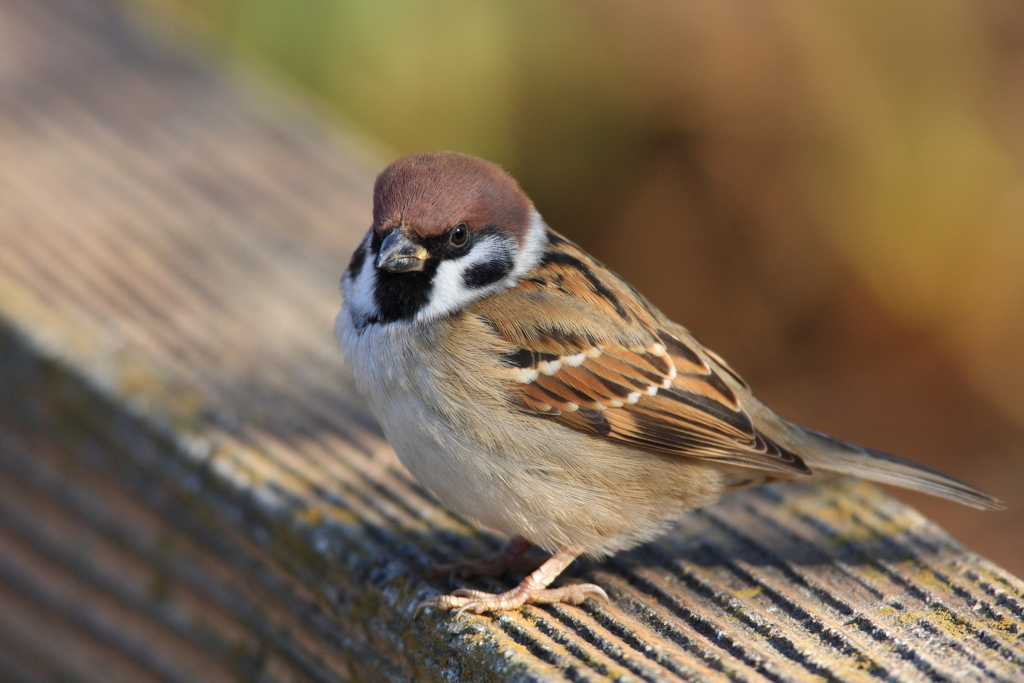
135, 0, 1024, 576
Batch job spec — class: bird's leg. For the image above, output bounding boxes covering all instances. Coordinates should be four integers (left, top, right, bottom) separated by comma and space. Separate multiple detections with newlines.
424, 536, 539, 579
417, 547, 608, 615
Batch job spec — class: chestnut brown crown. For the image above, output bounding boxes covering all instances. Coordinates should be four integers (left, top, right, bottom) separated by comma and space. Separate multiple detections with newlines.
372, 152, 533, 240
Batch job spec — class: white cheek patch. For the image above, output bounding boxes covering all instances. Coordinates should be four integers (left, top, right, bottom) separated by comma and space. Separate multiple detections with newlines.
415, 235, 515, 323
338, 232, 378, 329
414, 214, 549, 324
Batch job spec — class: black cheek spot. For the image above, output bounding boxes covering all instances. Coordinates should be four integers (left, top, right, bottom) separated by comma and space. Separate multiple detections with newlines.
462, 257, 513, 289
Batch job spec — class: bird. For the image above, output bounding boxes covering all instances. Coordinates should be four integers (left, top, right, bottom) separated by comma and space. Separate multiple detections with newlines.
336, 151, 1003, 615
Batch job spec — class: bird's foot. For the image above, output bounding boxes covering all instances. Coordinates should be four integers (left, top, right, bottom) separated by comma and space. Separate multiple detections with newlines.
415, 546, 607, 615
419, 582, 608, 615
424, 536, 540, 579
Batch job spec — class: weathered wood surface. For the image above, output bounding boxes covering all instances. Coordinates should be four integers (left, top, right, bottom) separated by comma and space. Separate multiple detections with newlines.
1, 0, 1022, 681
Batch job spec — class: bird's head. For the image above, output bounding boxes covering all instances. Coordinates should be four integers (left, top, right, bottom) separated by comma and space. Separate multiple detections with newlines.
342, 152, 547, 327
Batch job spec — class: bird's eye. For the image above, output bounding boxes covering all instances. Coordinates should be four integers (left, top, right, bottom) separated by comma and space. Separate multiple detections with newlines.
450, 222, 469, 246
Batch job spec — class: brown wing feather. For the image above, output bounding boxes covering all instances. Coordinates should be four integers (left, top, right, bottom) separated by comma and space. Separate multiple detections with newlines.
468, 232, 811, 476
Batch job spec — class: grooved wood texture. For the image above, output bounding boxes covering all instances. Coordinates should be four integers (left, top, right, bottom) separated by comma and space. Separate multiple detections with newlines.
0, 1, 1022, 681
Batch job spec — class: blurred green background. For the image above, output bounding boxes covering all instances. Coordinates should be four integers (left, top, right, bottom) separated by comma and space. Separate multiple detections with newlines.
138, 0, 1024, 573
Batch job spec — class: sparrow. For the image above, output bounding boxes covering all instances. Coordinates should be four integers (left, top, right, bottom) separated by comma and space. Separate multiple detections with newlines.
336, 151, 1003, 615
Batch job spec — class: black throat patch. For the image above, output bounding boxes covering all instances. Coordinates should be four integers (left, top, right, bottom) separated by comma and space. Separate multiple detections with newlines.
363, 229, 452, 325
369, 261, 439, 325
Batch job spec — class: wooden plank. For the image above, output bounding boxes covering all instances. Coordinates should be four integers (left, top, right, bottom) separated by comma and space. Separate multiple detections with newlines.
0, 0, 1022, 681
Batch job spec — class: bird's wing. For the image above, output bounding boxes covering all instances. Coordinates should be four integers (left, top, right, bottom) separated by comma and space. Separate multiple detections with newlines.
467, 236, 811, 476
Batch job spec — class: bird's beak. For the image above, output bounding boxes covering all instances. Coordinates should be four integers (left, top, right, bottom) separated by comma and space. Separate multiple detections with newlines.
376, 228, 429, 273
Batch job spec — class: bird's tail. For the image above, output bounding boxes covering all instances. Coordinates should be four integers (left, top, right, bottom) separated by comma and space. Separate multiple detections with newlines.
794, 426, 1003, 511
